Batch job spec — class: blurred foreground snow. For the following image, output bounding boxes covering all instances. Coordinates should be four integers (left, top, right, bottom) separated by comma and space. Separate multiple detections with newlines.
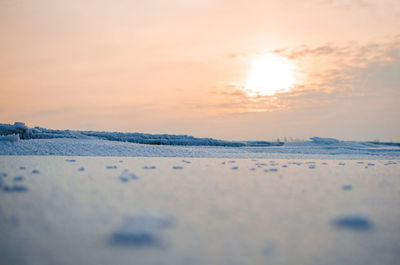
0, 156, 399, 265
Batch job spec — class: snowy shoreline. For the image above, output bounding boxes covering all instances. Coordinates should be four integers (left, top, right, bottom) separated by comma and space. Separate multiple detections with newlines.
1, 138, 399, 160
0, 122, 284, 147
2, 122, 399, 159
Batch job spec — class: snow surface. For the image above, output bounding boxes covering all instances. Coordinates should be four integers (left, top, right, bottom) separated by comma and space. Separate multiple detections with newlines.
0, 134, 19, 142
310, 136, 340, 144
1, 156, 399, 265
0, 122, 282, 147
1, 123, 400, 264
1, 122, 399, 159
0, 138, 399, 159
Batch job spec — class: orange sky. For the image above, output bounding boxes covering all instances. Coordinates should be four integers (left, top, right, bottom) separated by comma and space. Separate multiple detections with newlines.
1, 0, 399, 141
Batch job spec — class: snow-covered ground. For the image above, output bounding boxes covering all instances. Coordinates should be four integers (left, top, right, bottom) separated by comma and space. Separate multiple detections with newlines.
1, 123, 400, 265
1, 138, 399, 160
0, 122, 281, 147
0, 156, 399, 265
1, 123, 399, 159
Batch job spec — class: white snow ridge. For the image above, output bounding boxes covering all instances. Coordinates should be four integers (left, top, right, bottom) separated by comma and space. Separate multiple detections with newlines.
0, 122, 399, 159
0, 134, 20, 142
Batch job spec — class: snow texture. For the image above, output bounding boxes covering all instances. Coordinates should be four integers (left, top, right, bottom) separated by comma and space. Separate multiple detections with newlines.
332, 215, 373, 231
0, 122, 281, 147
310, 137, 340, 144
0, 138, 399, 159
118, 169, 138, 182
0, 134, 19, 142
0, 122, 399, 159
110, 213, 174, 247
0, 156, 399, 265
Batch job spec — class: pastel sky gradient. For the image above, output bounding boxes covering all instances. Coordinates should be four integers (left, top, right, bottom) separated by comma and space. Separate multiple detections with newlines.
1, 0, 399, 141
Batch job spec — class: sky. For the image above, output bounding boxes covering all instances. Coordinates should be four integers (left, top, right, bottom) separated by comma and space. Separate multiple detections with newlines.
1, 0, 399, 141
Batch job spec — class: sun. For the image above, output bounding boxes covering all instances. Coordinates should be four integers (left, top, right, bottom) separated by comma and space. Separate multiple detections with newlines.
244, 54, 297, 96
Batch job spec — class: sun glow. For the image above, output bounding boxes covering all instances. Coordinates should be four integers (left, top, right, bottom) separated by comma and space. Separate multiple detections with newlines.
245, 54, 297, 96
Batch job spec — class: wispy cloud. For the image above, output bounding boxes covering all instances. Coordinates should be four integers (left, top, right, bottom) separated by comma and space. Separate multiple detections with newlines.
217, 35, 400, 113
317, 0, 372, 10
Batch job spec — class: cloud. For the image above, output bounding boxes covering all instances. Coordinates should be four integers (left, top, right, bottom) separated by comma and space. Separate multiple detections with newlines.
317, 0, 372, 10
274, 35, 400, 92
216, 35, 400, 113
273, 36, 400, 62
